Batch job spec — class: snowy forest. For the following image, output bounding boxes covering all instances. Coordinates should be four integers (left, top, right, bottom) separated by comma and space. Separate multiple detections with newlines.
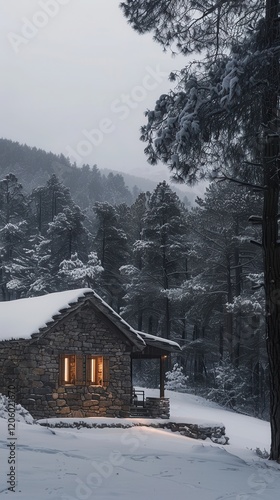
118, 0, 280, 463
0, 138, 268, 420
4, 1, 280, 495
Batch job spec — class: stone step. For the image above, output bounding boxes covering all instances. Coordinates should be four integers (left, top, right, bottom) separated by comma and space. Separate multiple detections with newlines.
129, 406, 150, 417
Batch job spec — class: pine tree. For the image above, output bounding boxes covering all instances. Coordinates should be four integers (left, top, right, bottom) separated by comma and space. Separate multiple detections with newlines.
165, 363, 188, 391
26, 234, 55, 296
195, 182, 263, 366
33, 205, 89, 292
120, 192, 150, 329
0, 173, 28, 225
0, 174, 30, 300
121, 182, 188, 339
29, 174, 74, 236
104, 172, 133, 206
174, 182, 266, 399
58, 251, 103, 290
93, 202, 129, 310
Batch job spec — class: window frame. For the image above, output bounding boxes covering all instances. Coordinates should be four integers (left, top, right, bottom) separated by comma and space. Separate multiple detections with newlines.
86, 355, 103, 386
60, 354, 108, 387
60, 354, 76, 385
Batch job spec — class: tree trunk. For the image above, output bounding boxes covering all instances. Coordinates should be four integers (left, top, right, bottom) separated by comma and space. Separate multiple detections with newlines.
263, 178, 280, 461
137, 302, 143, 331
148, 315, 153, 334
262, 0, 280, 462
234, 219, 242, 367
263, 144, 280, 461
225, 253, 234, 362
68, 229, 72, 260
51, 190, 57, 221
164, 296, 171, 339
38, 190, 42, 234
193, 324, 204, 382
219, 323, 224, 360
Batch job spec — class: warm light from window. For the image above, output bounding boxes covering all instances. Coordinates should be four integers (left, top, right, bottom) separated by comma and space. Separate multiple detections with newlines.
98, 356, 103, 385
62, 355, 75, 384
64, 356, 69, 382
91, 358, 96, 384
88, 356, 103, 385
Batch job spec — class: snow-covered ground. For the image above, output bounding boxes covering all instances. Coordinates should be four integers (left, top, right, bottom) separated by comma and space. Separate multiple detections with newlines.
1, 388, 279, 500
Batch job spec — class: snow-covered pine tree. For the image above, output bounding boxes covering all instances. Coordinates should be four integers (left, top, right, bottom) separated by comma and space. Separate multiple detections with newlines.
194, 181, 263, 366
121, 182, 188, 339
0, 174, 31, 300
165, 363, 188, 391
58, 251, 103, 290
93, 201, 129, 310
167, 181, 266, 406
103, 172, 133, 206
29, 174, 74, 236
25, 234, 56, 296
120, 191, 150, 330
65, 164, 104, 209
38, 205, 89, 291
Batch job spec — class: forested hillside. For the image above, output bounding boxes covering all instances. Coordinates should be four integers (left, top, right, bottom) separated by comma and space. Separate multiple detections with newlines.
0, 141, 267, 418
0, 138, 134, 207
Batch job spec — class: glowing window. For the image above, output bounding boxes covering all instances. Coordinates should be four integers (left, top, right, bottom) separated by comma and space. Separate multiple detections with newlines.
87, 356, 103, 385
61, 355, 76, 385
60, 355, 106, 386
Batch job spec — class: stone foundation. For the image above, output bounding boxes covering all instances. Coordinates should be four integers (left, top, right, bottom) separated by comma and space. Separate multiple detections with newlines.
145, 397, 170, 418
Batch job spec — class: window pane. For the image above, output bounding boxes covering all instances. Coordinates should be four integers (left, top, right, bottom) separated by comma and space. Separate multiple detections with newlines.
69, 355, 76, 384
63, 355, 76, 384
97, 356, 103, 385
88, 356, 103, 385
64, 356, 69, 382
91, 358, 96, 384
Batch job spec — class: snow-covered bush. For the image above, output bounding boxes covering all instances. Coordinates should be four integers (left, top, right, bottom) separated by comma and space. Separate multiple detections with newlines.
206, 359, 269, 418
165, 363, 188, 391
255, 447, 269, 459
207, 362, 242, 409
0, 394, 34, 424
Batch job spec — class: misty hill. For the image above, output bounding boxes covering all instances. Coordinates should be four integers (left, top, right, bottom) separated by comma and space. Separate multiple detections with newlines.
101, 168, 195, 205
0, 138, 134, 208
0, 138, 194, 208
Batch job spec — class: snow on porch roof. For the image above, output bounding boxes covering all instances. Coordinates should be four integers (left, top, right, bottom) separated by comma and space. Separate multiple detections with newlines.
0, 289, 181, 352
137, 331, 182, 353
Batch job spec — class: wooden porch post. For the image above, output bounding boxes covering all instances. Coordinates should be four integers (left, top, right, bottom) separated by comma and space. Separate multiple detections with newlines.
160, 355, 166, 398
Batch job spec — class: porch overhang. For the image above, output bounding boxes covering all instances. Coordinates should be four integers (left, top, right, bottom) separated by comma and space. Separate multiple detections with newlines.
136, 332, 182, 354
131, 335, 181, 400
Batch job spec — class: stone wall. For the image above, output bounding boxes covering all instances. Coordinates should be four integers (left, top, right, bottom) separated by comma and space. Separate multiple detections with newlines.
39, 420, 229, 444
0, 302, 133, 419
145, 397, 170, 418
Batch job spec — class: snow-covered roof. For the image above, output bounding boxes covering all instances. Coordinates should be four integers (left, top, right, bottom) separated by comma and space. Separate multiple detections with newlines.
0, 289, 91, 341
0, 289, 181, 353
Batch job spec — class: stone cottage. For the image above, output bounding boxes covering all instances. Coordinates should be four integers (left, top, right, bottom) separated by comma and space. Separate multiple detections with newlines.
0, 289, 181, 419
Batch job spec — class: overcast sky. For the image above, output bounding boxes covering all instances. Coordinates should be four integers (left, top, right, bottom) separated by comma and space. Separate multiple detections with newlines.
1, 0, 200, 193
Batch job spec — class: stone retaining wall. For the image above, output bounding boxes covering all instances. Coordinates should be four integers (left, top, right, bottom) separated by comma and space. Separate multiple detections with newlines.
145, 397, 170, 418
39, 419, 229, 444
